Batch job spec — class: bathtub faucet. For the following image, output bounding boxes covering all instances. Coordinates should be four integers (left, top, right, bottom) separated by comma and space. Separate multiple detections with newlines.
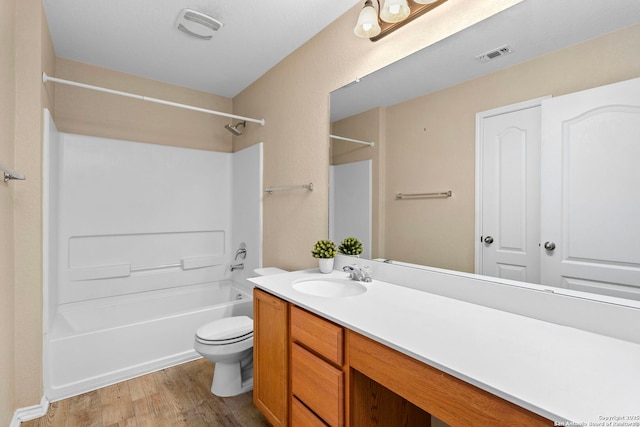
343, 264, 372, 282
230, 263, 244, 272
235, 243, 247, 261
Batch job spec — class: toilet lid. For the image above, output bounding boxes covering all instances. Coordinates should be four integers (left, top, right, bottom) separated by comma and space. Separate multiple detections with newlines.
196, 316, 253, 343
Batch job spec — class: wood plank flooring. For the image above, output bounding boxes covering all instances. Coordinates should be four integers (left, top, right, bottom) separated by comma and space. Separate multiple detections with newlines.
23, 359, 270, 427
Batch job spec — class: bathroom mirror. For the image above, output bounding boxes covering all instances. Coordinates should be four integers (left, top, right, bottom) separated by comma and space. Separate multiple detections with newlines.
329, 0, 640, 304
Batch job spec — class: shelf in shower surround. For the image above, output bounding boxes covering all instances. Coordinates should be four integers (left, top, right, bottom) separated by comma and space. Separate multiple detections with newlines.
68, 255, 226, 281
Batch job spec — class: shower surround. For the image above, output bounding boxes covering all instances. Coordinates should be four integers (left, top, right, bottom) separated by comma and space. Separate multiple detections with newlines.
42, 109, 262, 400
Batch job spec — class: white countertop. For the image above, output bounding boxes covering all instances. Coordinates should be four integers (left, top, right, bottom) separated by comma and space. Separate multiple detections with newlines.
249, 268, 640, 424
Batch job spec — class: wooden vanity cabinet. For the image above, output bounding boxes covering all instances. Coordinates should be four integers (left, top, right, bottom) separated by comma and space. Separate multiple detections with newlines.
253, 288, 289, 427
253, 288, 553, 427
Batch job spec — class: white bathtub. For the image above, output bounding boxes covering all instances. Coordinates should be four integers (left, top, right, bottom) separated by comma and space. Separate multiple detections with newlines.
45, 281, 252, 401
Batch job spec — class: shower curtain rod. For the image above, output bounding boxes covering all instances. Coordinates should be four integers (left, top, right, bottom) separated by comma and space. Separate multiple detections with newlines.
330, 134, 375, 147
42, 72, 265, 126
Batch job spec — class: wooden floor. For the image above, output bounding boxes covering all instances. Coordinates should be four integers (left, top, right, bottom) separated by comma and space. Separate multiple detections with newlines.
23, 359, 270, 427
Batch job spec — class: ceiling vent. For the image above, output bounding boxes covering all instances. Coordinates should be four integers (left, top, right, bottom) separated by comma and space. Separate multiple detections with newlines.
176, 9, 223, 40
475, 45, 514, 63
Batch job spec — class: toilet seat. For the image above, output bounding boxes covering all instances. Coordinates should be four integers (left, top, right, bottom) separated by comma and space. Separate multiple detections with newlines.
195, 316, 253, 345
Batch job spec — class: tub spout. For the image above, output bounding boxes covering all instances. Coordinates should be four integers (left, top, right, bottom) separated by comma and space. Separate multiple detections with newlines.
230, 263, 244, 272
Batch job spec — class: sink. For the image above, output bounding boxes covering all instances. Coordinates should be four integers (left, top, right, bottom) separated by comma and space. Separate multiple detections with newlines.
292, 277, 367, 298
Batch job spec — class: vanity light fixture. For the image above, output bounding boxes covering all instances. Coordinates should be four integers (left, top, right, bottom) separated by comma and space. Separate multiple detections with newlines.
353, 0, 448, 42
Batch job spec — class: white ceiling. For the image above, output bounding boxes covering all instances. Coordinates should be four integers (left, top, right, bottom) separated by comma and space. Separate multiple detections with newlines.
42, 0, 640, 107
42, 0, 361, 98
331, 0, 640, 121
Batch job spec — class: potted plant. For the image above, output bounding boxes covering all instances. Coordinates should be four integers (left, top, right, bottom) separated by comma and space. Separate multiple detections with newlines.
312, 239, 337, 273
338, 237, 363, 257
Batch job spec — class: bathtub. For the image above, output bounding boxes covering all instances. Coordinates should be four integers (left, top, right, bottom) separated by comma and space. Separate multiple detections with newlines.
45, 281, 252, 401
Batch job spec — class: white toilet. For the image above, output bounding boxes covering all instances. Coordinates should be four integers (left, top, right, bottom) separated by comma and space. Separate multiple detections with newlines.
194, 267, 287, 397
194, 315, 254, 397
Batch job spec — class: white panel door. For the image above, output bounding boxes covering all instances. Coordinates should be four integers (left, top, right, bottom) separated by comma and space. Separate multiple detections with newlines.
480, 106, 541, 283
541, 77, 640, 300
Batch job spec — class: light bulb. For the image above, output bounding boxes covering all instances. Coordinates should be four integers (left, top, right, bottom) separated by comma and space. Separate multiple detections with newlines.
354, 0, 381, 38
380, 0, 410, 23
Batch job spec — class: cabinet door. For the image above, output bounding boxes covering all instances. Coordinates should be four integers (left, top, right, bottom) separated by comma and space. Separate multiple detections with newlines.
253, 288, 289, 427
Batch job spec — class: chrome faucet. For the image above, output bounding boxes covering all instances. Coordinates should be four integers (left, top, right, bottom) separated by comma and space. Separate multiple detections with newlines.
235, 243, 247, 261
231, 243, 246, 272
343, 264, 372, 282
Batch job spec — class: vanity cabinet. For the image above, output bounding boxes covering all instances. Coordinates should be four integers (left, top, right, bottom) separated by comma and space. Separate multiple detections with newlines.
253, 288, 289, 427
253, 288, 553, 427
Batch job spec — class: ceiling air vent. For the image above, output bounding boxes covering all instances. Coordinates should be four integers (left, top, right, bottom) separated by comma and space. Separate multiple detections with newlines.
475, 45, 514, 64
176, 9, 223, 40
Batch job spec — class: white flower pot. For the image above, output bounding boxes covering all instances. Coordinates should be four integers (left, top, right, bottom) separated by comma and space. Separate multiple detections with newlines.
318, 258, 334, 274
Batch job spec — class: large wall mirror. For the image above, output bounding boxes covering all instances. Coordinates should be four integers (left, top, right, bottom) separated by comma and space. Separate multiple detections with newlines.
329, 0, 640, 304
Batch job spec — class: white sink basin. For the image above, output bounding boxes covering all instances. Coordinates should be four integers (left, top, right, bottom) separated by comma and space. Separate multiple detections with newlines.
292, 277, 367, 298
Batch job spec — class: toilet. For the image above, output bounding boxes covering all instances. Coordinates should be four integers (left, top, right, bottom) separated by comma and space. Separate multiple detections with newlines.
194, 267, 287, 397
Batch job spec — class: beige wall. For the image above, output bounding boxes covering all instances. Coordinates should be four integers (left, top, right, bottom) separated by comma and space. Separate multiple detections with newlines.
0, 0, 55, 419
0, 0, 16, 422
332, 25, 640, 273
54, 59, 233, 151
12, 0, 55, 410
233, 0, 521, 271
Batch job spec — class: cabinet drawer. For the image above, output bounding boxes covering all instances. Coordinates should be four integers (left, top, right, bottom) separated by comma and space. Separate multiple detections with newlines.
292, 343, 344, 427
291, 305, 343, 365
292, 397, 329, 427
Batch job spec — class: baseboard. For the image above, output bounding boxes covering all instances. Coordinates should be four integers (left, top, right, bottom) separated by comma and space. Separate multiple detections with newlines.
10, 396, 50, 426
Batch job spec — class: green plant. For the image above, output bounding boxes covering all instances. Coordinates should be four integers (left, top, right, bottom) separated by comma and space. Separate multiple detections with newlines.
338, 237, 363, 256
311, 239, 337, 259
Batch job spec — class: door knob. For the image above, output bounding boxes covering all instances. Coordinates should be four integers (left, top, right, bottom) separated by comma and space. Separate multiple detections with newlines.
484, 236, 494, 244
544, 241, 556, 251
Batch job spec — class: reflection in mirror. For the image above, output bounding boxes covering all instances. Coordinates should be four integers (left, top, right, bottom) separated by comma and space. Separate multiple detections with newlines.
330, 109, 381, 260
329, 134, 375, 147
329, 159, 372, 259
330, 0, 640, 303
